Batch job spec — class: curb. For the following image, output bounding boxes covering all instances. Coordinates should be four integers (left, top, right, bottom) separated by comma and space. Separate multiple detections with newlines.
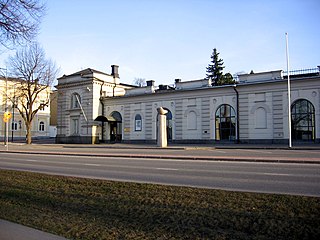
1, 150, 320, 165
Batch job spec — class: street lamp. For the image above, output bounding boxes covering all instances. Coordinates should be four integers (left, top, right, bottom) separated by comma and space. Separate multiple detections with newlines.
11, 84, 16, 142
233, 84, 240, 143
0, 67, 8, 146
285, 33, 292, 148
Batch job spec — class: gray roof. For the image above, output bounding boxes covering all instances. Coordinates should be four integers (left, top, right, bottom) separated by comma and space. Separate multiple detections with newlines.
58, 68, 111, 79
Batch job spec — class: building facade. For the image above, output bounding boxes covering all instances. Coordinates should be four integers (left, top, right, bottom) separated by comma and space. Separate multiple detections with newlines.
0, 77, 51, 141
56, 66, 320, 144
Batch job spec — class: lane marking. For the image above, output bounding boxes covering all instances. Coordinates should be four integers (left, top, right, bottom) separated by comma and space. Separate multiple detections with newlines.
84, 163, 101, 167
262, 173, 291, 176
213, 150, 227, 153
26, 160, 38, 162
239, 149, 273, 154
155, 168, 179, 171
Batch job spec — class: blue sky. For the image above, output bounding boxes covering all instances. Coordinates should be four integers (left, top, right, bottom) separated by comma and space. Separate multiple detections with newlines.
1, 0, 319, 85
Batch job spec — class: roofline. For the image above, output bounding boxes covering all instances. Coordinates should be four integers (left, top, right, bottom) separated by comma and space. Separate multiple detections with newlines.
103, 74, 320, 100
57, 68, 112, 80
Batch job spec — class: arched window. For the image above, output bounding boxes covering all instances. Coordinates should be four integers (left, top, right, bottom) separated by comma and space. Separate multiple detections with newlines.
291, 99, 315, 141
39, 121, 45, 131
111, 111, 122, 122
135, 114, 142, 131
255, 107, 267, 129
187, 111, 197, 130
71, 93, 81, 109
215, 104, 236, 141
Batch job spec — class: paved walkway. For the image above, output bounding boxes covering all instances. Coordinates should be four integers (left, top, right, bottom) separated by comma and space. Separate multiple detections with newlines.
0, 220, 67, 240
1, 142, 320, 239
1, 142, 320, 164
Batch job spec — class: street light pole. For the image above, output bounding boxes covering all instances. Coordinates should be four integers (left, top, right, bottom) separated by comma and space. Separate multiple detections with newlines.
233, 84, 240, 143
0, 67, 8, 146
12, 86, 16, 142
285, 33, 292, 148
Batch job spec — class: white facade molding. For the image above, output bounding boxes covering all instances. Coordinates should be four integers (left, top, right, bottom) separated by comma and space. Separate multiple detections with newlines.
56, 66, 320, 144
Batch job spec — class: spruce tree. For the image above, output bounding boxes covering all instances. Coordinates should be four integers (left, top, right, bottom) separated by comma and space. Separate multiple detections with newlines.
206, 48, 225, 86
206, 48, 235, 86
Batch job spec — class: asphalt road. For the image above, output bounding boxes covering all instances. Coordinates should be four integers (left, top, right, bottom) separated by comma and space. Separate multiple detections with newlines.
0, 152, 319, 197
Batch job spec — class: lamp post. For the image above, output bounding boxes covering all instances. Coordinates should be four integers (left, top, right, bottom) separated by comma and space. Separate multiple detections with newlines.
0, 67, 8, 146
11, 86, 16, 142
285, 33, 292, 148
233, 84, 240, 143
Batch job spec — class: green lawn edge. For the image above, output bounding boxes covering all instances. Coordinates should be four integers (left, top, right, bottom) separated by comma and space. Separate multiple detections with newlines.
0, 169, 319, 240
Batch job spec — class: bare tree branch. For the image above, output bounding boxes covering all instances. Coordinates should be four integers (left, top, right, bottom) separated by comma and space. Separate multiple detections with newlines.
133, 77, 146, 87
7, 42, 59, 144
0, 0, 45, 49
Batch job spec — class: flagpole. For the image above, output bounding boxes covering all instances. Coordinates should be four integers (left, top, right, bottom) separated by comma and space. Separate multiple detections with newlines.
285, 33, 292, 148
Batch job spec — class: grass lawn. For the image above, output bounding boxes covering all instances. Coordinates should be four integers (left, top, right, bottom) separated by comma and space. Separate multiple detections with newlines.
0, 169, 319, 239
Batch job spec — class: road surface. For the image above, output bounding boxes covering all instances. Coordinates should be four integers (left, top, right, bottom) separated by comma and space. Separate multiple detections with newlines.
0, 152, 319, 197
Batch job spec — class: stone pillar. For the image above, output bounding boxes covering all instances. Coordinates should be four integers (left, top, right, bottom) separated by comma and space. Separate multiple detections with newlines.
157, 107, 168, 148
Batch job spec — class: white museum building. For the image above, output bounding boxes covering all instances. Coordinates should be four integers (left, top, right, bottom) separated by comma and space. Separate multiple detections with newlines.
56, 65, 320, 145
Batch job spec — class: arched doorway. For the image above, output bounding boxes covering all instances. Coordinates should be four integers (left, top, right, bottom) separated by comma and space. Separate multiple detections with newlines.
109, 111, 122, 142
215, 104, 236, 141
291, 99, 315, 141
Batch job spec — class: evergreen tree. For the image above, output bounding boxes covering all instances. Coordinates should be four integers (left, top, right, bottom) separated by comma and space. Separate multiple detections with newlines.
206, 48, 224, 86
206, 48, 235, 86
220, 72, 235, 85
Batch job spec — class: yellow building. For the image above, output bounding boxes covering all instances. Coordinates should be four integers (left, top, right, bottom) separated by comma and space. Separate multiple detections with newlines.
0, 76, 51, 142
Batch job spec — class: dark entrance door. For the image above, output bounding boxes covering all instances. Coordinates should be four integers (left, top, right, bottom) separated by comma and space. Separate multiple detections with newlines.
110, 122, 122, 142
109, 111, 122, 143
165, 109, 173, 142
215, 104, 236, 141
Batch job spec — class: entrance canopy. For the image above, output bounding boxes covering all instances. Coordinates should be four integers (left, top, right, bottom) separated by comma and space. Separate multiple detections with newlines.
94, 112, 122, 122
94, 115, 109, 122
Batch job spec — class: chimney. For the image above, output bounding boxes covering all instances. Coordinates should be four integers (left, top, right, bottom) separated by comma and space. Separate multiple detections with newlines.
146, 80, 155, 87
111, 65, 119, 78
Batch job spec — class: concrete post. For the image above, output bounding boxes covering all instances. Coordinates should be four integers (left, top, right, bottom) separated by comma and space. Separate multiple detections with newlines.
157, 107, 168, 148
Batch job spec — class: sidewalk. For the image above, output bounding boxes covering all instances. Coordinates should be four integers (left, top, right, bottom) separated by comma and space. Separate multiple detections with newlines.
0, 219, 67, 240
1, 142, 320, 164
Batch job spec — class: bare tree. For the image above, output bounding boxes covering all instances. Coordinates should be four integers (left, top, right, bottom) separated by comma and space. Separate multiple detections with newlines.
133, 77, 146, 87
7, 42, 59, 144
0, 0, 45, 48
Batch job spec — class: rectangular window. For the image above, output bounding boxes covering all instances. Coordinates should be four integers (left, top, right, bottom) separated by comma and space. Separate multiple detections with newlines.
254, 93, 266, 102
11, 121, 18, 131
39, 121, 45, 131
135, 119, 142, 131
71, 118, 79, 135
187, 98, 196, 106
72, 94, 81, 109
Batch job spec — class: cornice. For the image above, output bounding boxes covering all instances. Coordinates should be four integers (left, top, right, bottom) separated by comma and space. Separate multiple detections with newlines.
56, 77, 113, 89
